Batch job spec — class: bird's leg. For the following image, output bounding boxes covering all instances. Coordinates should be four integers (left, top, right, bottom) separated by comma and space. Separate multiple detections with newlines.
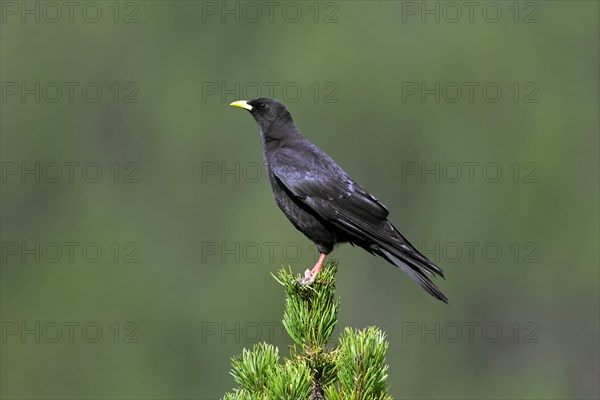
299, 253, 327, 285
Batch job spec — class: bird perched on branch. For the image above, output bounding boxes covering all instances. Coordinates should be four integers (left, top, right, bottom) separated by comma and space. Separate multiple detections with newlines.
230, 98, 447, 303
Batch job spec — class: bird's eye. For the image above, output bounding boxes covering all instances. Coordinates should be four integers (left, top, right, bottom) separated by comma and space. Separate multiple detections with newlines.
258, 103, 267, 110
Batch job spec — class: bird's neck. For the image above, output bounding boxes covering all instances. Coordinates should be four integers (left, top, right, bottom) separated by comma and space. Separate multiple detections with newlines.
260, 117, 301, 145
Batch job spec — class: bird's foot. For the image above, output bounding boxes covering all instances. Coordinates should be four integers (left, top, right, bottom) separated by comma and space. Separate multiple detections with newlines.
298, 268, 317, 286
297, 253, 327, 286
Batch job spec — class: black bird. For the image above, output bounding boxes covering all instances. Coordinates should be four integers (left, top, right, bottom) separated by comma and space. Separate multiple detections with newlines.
230, 98, 447, 303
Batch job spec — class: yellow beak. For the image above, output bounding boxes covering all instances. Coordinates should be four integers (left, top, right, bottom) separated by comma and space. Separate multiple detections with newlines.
230, 100, 253, 111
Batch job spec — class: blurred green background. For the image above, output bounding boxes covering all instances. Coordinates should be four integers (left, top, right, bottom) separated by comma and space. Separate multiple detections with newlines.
1, 1, 598, 399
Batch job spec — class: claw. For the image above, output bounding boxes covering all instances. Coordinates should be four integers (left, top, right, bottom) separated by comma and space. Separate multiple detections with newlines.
298, 269, 316, 286
296, 253, 327, 286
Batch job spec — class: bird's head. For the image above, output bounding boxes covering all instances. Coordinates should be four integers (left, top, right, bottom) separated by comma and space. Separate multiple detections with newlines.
230, 98, 293, 131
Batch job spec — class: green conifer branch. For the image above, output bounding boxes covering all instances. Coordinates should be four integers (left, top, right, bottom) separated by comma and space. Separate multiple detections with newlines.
336, 327, 392, 399
223, 262, 392, 399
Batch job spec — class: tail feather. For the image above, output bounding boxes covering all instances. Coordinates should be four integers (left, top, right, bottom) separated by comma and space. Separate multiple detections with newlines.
388, 223, 445, 278
327, 214, 447, 302
379, 247, 448, 304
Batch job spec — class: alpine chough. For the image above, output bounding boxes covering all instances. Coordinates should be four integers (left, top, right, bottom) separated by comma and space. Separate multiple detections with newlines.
230, 98, 447, 303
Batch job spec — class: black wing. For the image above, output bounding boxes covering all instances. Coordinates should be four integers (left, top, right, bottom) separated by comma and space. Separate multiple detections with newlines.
271, 144, 447, 302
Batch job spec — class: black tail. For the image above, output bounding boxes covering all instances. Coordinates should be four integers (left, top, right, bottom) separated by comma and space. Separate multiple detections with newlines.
330, 213, 448, 303
378, 242, 448, 304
